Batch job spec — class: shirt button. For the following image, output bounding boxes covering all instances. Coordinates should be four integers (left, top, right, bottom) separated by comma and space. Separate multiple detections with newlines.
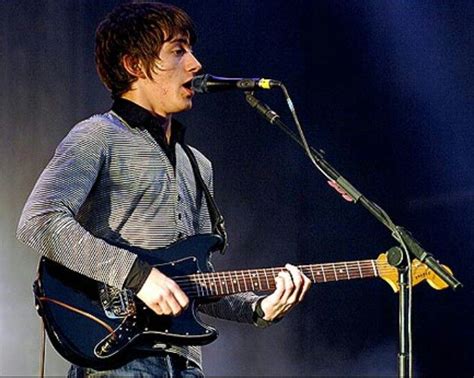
178, 213, 182, 220
177, 195, 182, 202
177, 232, 183, 238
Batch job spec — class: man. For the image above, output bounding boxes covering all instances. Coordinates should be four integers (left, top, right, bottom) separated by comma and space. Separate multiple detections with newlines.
17, 2, 311, 376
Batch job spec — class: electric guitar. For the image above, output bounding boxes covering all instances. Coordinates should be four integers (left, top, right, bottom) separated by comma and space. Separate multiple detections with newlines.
34, 233, 450, 370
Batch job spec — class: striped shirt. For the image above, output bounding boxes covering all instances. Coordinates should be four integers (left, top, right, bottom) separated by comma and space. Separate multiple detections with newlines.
16, 108, 260, 367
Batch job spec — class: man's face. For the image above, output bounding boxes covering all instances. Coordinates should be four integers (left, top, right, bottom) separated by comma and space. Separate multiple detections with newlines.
140, 35, 202, 117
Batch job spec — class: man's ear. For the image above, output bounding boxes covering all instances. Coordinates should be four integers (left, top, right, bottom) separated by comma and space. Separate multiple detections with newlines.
122, 55, 146, 79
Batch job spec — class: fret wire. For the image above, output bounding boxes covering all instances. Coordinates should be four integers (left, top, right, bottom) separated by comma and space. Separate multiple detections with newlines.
272, 268, 278, 287
223, 271, 230, 295
334, 262, 345, 279
311, 266, 322, 283
224, 271, 230, 295
202, 272, 208, 296
320, 264, 327, 282
216, 271, 223, 295
259, 270, 268, 288
316, 265, 324, 283
235, 271, 242, 292
263, 269, 270, 290
331, 263, 338, 281
193, 274, 200, 297
219, 272, 229, 294
201, 275, 206, 296
215, 272, 221, 295
228, 271, 236, 294
241, 270, 248, 291
325, 264, 335, 281
344, 262, 350, 280
255, 269, 261, 291
249, 270, 255, 291
248, 270, 253, 291
211, 271, 218, 296
371, 260, 378, 276
218, 271, 225, 295
270, 267, 276, 287
198, 273, 207, 297
207, 273, 213, 295
357, 261, 363, 278
309, 266, 316, 282
224, 271, 231, 292
199, 274, 206, 297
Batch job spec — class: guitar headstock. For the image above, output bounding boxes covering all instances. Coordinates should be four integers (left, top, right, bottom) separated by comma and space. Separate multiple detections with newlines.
375, 253, 451, 293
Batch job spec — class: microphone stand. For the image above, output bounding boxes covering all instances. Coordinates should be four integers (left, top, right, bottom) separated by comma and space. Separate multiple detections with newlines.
244, 92, 462, 378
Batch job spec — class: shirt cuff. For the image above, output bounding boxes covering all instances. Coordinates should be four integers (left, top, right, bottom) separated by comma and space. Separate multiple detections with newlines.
123, 258, 153, 293
252, 296, 282, 328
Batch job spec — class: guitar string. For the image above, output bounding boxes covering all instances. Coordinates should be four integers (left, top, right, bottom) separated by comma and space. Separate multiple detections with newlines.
171, 264, 399, 285
177, 272, 418, 296
182, 273, 405, 298
164, 275, 426, 298
171, 261, 386, 280
167, 263, 406, 296
171, 265, 404, 288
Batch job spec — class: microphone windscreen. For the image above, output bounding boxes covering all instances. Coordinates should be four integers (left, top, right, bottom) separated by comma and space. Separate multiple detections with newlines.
191, 74, 209, 93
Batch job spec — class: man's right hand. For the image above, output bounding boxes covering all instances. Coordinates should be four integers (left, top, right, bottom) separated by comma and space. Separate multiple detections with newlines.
136, 268, 189, 316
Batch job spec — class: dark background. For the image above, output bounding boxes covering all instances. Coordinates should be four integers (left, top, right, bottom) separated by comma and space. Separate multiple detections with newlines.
1, 0, 472, 376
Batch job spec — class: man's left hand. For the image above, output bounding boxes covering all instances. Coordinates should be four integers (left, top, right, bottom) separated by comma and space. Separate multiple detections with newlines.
260, 264, 312, 321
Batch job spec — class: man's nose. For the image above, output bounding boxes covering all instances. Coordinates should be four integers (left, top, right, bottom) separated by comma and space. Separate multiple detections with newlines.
187, 52, 202, 73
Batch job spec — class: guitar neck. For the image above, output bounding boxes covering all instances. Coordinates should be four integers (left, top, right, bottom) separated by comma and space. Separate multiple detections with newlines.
177, 259, 380, 299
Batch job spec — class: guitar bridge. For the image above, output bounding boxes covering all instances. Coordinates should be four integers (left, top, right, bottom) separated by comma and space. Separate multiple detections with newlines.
99, 283, 136, 319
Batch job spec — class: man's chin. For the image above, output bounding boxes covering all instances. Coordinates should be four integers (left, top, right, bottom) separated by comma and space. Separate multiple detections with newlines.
180, 101, 193, 112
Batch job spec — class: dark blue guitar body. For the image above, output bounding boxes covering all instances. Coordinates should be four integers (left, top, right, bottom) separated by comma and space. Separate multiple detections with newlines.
34, 234, 223, 370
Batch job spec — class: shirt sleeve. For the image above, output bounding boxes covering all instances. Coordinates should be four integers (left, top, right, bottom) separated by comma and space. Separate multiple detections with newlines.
16, 120, 139, 289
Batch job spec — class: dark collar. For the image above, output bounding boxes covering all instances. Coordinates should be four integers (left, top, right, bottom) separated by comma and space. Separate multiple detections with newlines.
111, 98, 186, 145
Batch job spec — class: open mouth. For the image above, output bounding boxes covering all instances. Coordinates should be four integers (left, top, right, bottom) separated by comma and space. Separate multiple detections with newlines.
182, 79, 193, 90
182, 79, 194, 97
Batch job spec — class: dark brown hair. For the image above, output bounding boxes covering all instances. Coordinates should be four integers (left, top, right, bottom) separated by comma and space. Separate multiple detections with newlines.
95, 2, 196, 98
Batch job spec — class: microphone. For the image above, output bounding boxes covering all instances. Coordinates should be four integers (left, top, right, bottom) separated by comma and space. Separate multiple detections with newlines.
191, 74, 281, 94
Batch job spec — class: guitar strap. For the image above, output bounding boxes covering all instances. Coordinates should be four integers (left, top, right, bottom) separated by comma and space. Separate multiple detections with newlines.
181, 143, 228, 254
39, 318, 46, 378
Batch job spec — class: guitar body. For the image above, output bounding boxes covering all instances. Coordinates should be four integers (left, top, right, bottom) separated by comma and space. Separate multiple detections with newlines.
34, 234, 223, 370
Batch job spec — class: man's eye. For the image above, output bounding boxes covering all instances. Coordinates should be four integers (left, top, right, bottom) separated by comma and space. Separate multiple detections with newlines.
173, 48, 186, 56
